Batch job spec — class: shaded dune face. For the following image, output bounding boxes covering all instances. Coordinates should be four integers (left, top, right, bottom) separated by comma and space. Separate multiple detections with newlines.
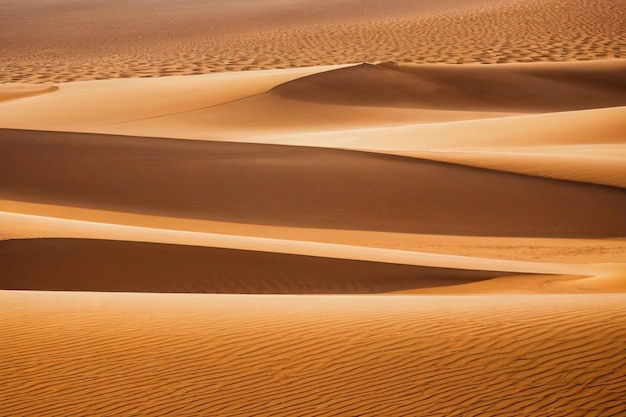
1, 129, 625, 238
270, 61, 626, 111
0, 238, 505, 294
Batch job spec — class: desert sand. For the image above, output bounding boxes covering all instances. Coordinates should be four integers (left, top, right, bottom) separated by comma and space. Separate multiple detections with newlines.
1, 0, 625, 416
1, 0, 624, 82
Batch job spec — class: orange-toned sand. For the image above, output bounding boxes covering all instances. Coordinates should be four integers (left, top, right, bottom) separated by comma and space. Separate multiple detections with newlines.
2, 291, 626, 416
1, 0, 624, 83
1, 0, 625, 416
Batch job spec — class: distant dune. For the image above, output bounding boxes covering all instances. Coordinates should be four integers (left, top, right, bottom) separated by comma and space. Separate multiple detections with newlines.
0, 84, 58, 102
271, 60, 626, 111
1, 0, 624, 83
0, 238, 511, 294
1, 129, 624, 238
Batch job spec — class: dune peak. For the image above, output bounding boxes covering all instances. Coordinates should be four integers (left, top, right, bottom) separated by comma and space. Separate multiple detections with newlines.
270, 59, 626, 111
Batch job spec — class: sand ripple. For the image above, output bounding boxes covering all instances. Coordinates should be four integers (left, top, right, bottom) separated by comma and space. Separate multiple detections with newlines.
1, 0, 624, 83
2, 291, 625, 416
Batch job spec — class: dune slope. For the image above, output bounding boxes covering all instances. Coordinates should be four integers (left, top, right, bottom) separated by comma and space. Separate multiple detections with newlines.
1, 129, 625, 238
0, 238, 510, 294
271, 60, 626, 111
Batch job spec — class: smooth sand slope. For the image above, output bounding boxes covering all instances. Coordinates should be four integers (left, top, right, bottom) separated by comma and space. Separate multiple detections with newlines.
1, 0, 624, 82
2, 60, 624, 130
1, 60, 624, 187
0, 84, 58, 103
1, 59, 625, 296
2, 291, 626, 416
0, 238, 510, 294
2, 129, 625, 238
2, 210, 623, 294
270, 60, 626, 112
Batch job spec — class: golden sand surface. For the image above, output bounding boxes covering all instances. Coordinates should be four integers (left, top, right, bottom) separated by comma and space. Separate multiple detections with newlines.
2, 292, 626, 416
1, 0, 624, 83
1, 0, 625, 415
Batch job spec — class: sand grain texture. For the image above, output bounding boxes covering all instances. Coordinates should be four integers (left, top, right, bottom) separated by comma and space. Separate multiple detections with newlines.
2, 292, 626, 417
1, 0, 624, 82
1, 129, 625, 238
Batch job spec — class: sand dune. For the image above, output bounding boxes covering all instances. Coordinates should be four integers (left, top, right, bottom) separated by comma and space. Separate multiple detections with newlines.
304, 106, 626, 150
0, 83, 58, 103
5, 237, 623, 294
266, 106, 626, 187
402, 148, 626, 189
1, 0, 624, 83
2, 129, 625, 238
2, 291, 625, 416
0, 211, 590, 275
2, 60, 624, 136
0, 238, 512, 294
271, 60, 626, 111
0, 61, 624, 190
4, 209, 626, 265
0, 66, 345, 131
2, 0, 626, 415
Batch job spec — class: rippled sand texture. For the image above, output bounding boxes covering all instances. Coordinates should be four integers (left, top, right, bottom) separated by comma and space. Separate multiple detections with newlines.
1, 0, 625, 83
2, 292, 626, 416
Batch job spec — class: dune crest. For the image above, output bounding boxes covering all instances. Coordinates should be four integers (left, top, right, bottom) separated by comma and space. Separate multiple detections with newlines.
1, 129, 624, 238
1, 0, 624, 83
0, 84, 58, 103
270, 60, 626, 111
0, 238, 511, 294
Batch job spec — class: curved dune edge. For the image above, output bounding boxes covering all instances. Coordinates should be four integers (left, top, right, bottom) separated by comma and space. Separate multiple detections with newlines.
2, 129, 625, 239
0, 66, 350, 131
261, 105, 626, 188
3, 208, 626, 265
0, 84, 58, 103
0, 61, 623, 189
5, 237, 621, 294
386, 148, 626, 189
2, 60, 625, 132
1, 209, 623, 295
2, 291, 625, 416
270, 60, 626, 112
0, 238, 518, 294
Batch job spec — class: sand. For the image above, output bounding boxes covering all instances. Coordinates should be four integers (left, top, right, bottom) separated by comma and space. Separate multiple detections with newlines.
1, 0, 624, 82
2, 292, 626, 416
1, 0, 626, 415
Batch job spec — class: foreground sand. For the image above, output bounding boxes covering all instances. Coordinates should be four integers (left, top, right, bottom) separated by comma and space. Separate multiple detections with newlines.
2, 291, 626, 416
2, 0, 626, 415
